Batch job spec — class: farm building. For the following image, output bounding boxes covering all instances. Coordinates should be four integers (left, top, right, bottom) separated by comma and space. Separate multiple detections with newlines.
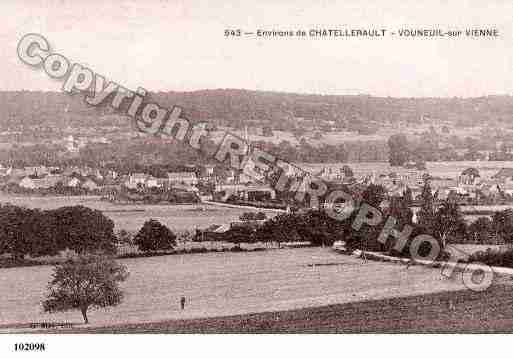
215, 184, 276, 201
167, 172, 198, 185
19, 175, 67, 189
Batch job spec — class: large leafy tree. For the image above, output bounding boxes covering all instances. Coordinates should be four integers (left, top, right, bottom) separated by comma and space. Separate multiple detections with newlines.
0, 204, 117, 260
296, 209, 345, 247
26, 208, 60, 258
492, 209, 513, 243
254, 213, 303, 247
413, 134, 439, 162
0, 204, 34, 260
387, 134, 410, 166
116, 229, 133, 245
468, 217, 494, 244
254, 210, 346, 247
432, 200, 466, 248
362, 184, 387, 208
403, 186, 414, 205
134, 219, 176, 252
223, 225, 256, 247
49, 206, 117, 254
416, 181, 436, 231
383, 197, 418, 256
341, 165, 354, 179
43, 255, 129, 324
387, 196, 413, 228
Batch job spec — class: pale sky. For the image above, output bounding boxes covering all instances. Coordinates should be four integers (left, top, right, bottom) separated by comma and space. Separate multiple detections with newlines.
1, 0, 512, 97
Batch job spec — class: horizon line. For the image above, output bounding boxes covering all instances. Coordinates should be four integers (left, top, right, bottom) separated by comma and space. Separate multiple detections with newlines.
1, 88, 513, 100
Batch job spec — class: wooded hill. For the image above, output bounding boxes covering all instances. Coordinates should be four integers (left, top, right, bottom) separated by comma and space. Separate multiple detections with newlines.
1, 90, 512, 131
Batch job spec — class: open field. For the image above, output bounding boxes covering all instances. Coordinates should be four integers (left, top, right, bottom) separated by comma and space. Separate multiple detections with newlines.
0, 247, 475, 332
0, 194, 278, 232
57, 283, 513, 334
63, 282, 513, 333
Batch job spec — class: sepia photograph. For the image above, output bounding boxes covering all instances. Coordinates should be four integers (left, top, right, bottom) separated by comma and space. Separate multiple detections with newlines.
1, 0, 513, 357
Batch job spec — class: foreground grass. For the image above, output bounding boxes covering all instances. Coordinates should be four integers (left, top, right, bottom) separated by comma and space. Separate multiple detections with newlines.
54, 281, 513, 333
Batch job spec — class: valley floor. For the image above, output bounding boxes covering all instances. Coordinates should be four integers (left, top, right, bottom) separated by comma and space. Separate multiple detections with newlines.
68, 281, 513, 333
0, 247, 483, 333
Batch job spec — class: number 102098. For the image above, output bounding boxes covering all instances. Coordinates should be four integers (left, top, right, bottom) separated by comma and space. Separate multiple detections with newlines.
14, 343, 46, 351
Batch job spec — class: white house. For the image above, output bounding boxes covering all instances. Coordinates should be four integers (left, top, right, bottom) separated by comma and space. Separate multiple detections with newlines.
125, 173, 150, 189
66, 177, 81, 188
146, 177, 162, 188
19, 175, 66, 189
167, 172, 198, 185
19, 177, 36, 189
205, 165, 215, 177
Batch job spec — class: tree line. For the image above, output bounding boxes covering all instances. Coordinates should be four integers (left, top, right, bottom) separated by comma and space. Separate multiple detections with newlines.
0, 204, 116, 260
222, 181, 513, 256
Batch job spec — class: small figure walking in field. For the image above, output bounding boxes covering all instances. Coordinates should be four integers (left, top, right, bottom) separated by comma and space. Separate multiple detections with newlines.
180, 296, 186, 310
448, 298, 455, 311
405, 259, 413, 269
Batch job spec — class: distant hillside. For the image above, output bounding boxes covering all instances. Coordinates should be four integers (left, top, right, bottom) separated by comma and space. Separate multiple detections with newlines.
1, 90, 513, 131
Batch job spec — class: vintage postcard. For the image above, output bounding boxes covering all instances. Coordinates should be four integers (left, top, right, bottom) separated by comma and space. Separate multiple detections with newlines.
0, 0, 512, 357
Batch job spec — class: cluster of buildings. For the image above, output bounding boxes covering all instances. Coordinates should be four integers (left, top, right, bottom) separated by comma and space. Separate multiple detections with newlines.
123, 172, 199, 193
52, 134, 110, 154
5, 170, 198, 194
0, 165, 117, 193
6, 158, 513, 206
314, 165, 513, 203
0, 162, 278, 202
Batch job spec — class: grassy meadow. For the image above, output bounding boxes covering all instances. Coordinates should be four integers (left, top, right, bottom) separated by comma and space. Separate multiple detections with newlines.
0, 247, 471, 331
